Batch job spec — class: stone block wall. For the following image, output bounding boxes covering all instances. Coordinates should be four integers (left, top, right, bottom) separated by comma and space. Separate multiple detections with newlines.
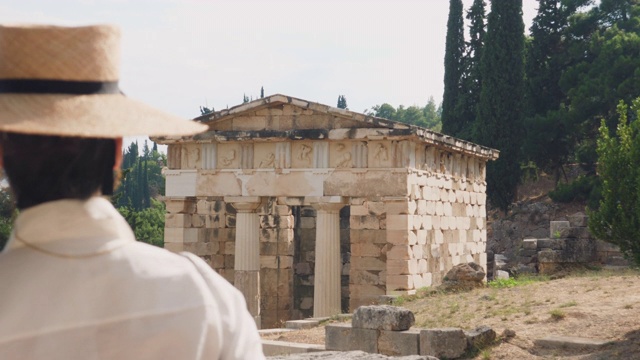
518, 214, 629, 274
164, 196, 297, 328
164, 197, 236, 283
384, 169, 488, 296
349, 198, 388, 310
257, 197, 295, 328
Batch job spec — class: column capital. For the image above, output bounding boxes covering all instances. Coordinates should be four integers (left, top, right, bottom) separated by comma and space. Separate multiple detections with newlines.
311, 202, 346, 213
224, 196, 262, 212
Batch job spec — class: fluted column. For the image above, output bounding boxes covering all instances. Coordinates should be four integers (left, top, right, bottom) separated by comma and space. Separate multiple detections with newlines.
311, 202, 346, 318
225, 196, 262, 328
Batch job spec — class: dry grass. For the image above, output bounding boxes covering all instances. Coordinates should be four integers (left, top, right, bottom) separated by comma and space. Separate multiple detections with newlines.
263, 268, 640, 359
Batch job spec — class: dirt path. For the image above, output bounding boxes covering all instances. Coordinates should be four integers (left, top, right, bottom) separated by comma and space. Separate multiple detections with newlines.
262, 269, 640, 359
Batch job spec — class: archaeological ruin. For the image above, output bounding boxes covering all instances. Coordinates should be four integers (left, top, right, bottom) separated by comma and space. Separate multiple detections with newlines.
153, 94, 499, 328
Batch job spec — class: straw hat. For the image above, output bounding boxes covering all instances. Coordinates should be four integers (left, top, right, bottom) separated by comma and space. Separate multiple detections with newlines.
0, 24, 208, 138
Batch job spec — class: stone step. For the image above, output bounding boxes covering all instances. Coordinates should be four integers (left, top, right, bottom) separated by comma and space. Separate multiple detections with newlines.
534, 335, 610, 350
285, 317, 330, 330
262, 340, 325, 357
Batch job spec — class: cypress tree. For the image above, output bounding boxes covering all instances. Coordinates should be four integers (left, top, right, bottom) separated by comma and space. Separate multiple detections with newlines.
456, 0, 486, 141
521, 0, 572, 182
525, 0, 566, 116
475, 0, 525, 211
260, 86, 264, 98
337, 95, 348, 109
441, 0, 465, 136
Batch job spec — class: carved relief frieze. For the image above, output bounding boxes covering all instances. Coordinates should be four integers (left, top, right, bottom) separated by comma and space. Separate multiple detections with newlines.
453, 154, 462, 178
292, 142, 314, 168
253, 143, 276, 169
217, 143, 241, 169
466, 157, 476, 182
181, 144, 201, 170
478, 161, 487, 183
368, 141, 392, 168
424, 147, 436, 174
331, 142, 353, 168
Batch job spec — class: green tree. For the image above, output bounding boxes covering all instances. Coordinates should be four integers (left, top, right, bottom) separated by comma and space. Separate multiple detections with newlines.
114, 141, 165, 210
0, 186, 15, 250
119, 198, 166, 248
455, 0, 486, 141
475, 0, 525, 210
442, 0, 466, 136
423, 96, 442, 130
260, 86, 264, 98
366, 99, 442, 131
369, 103, 397, 120
522, 0, 575, 183
589, 99, 640, 265
337, 95, 348, 109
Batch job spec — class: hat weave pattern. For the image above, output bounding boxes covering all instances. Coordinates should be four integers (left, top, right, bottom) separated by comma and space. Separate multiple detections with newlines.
0, 24, 207, 138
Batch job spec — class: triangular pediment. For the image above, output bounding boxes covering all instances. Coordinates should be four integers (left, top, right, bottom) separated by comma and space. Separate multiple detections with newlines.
194, 94, 410, 132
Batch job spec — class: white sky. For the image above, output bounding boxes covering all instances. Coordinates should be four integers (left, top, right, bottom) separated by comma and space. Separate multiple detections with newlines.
0, 0, 539, 147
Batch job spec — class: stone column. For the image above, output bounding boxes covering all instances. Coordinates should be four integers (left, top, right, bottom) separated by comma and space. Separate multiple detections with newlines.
311, 201, 346, 318
225, 196, 262, 328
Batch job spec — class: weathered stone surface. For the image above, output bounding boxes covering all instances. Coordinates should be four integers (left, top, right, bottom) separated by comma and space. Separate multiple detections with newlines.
465, 325, 496, 349
534, 335, 609, 350
522, 238, 537, 250
440, 262, 485, 290
537, 238, 565, 250
325, 323, 378, 353
495, 270, 509, 280
267, 350, 438, 359
352, 305, 415, 331
568, 213, 588, 228
538, 249, 561, 263
420, 328, 467, 358
549, 221, 570, 238
378, 329, 420, 356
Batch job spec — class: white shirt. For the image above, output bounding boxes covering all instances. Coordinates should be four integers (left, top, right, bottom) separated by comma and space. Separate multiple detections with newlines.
0, 197, 265, 360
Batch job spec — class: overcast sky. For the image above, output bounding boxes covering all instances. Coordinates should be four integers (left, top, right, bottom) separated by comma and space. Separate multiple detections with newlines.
0, 0, 539, 146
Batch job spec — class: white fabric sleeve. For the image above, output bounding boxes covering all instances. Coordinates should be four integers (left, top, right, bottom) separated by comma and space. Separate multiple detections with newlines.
180, 252, 265, 360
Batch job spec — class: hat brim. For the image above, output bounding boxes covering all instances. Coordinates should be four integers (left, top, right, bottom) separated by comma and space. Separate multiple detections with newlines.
0, 93, 208, 138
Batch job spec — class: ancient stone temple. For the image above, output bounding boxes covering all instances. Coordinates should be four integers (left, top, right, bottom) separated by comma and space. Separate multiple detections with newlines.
154, 94, 498, 329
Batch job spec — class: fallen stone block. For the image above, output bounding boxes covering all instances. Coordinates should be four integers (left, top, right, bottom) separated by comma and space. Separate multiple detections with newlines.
495, 270, 509, 280
267, 350, 438, 359
352, 305, 415, 331
534, 335, 610, 350
325, 323, 378, 353
465, 325, 496, 349
377, 329, 420, 356
420, 328, 467, 359
441, 262, 486, 291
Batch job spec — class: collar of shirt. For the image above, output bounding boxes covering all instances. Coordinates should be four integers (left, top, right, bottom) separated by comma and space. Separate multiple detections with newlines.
3, 197, 135, 257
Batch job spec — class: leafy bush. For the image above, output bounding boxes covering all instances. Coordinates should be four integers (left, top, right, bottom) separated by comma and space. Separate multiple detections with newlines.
589, 99, 640, 266
549, 175, 601, 208
118, 198, 165, 247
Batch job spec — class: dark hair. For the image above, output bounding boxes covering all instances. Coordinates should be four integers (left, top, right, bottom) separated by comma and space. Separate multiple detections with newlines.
1, 133, 116, 210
